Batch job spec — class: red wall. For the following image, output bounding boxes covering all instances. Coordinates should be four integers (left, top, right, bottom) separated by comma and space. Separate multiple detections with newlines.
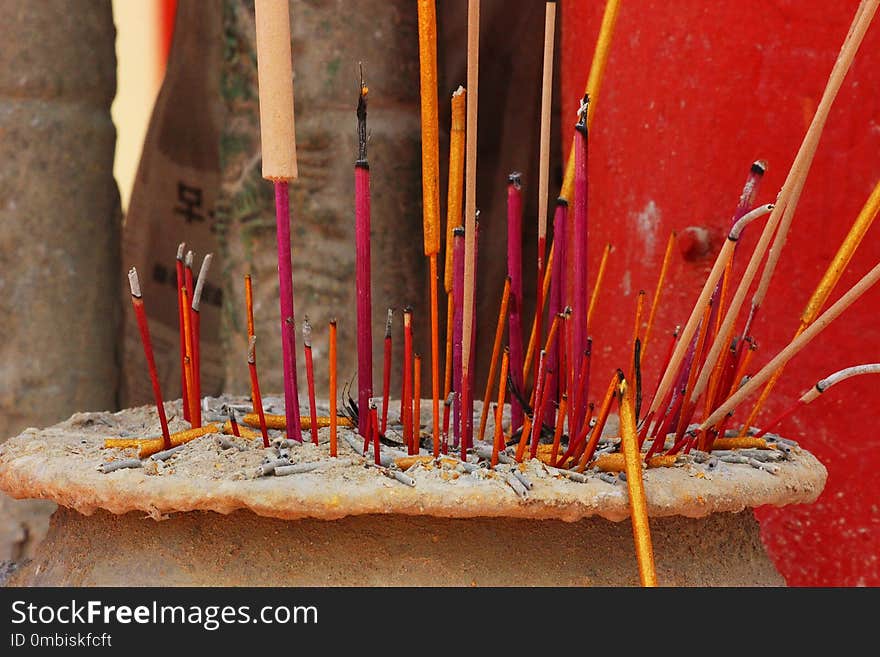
561, 0, 880, 586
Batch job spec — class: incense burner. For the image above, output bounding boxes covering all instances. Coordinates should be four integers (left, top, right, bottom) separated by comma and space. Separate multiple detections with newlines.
0, 398, 826, 586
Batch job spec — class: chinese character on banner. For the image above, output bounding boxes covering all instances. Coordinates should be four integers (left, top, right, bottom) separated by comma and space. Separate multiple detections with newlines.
174, 182, 205, 223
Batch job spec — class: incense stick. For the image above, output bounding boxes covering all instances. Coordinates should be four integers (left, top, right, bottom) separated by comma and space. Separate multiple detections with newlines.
587, 242, 611, 331
757, 363, 880, 437
460, 0, 480, 462
403, 307, 414, 454
303, 317, 318, 445
176, 243, 190, 422
452, 227, 465, 449
537, 1, 557, 277
180, 285, 199, 426
190, 253, 213, 419
478, 277, 511, 442
329, 319, 338, 457
559, 0, 622, 202
571, 96, 590, 424
355, 76, 374, 439
507, 173, 525, 431
184, 251, 199, 426
413, 354, 422, 454
247, 336, 270, 448
641, 233, 675, 360
492, 348, 510, 468
617, 377, 657, 587
128, 268, 171, 450
381, 308, 393, 435
417, 1, 443, 460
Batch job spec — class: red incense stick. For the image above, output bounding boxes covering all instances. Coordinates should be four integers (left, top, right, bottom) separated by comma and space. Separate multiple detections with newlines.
128, 268, 171, 450
381, 309, 393, 435
247, 336, 270, 448
228, 409, 241, 437
303, 317, 318, 445
371, 403, 381, 466
355, 79, 373, 439
413, 354, 422, 454
329, 319, 338, 457
492, 348, 510, 467
175, 243, 190, 422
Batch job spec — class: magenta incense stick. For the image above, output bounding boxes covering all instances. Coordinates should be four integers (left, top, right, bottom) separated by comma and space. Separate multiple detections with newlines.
452, 226, 465, 449
572, 96, 590, 423
506, 172, 525, 431
463, 219, 480, 448
355, 81, 373, 438
546, 199, 568, 427
275, 183, 303, 442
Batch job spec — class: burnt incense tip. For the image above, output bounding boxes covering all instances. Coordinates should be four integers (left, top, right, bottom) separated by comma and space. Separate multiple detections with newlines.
575, 94, 590, 131
751, 159, 768, 175
555, 197, 569, 208
185, 250, 194, 269
302, 316, 313, 346
191, 253, 213, 311
384, 308, 393, 338
453, 226, 465, 237
507, 171, 522, 188
247, 335, 257, 364
357, 65, 368, 163
330, 318, 337, 327
444, 392, 454, 406
616, 368, 625, 381
452, 85, 465, 97
176, 242, 186, 261
127, 267, 142, 298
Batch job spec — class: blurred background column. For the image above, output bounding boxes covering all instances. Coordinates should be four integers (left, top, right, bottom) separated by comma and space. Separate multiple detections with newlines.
0, 1, 120, 562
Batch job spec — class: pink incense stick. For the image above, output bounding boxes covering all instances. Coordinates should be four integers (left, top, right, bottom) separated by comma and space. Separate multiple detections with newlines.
506, 173, 525, 431
276, 184, 303, 442
546, 199, 568, 427
571, 96, 590, 425
463, 219, 479, 449
355, 84, 374, 438
452, 226, 465, 449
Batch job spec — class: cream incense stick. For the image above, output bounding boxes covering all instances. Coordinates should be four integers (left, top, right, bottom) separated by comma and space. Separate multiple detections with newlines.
254, 0, 303, 442
701, 259, 880, 430
648, 204, 773, 417
537, 2, 556, 270
688, 1, 878, 413
460, 0, 480, 458
190, 253, 213, 416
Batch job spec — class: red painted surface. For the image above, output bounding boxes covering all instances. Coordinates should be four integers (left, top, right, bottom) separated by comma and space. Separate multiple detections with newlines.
561, 1, 880, 586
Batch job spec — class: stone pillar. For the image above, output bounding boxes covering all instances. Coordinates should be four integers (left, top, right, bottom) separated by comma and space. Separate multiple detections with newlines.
0, 1, 120, 561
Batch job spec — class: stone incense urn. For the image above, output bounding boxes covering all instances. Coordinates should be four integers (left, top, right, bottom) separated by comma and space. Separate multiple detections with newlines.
0, 398, 826, 587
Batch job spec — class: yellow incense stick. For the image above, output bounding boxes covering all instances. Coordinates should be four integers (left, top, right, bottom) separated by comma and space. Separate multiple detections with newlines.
641, 232, 676, 360
587, 242, 612, 331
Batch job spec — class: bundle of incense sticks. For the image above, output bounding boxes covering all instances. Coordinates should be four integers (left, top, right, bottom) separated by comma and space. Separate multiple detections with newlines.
123, 0, 880, 590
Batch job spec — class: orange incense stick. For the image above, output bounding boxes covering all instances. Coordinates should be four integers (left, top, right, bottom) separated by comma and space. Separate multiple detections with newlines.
641, 232, 676, 360
576, 370, 621, 472
629, 290, 646, 382
515, 350, 545, 462
413, 354, 422, 454
417, 0, 442, 464
587, 242, 612, 330
180, 285, 199, 427
128, 268, 171, 450
244, 274, 255, 339
303, 317, 318, 445
617, 377, 658, 587
478, 277, 511, 442
550, 394, 568, 467
176, 243, 190, 422
247, 336, 270, 448
492, 348, 510, 467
